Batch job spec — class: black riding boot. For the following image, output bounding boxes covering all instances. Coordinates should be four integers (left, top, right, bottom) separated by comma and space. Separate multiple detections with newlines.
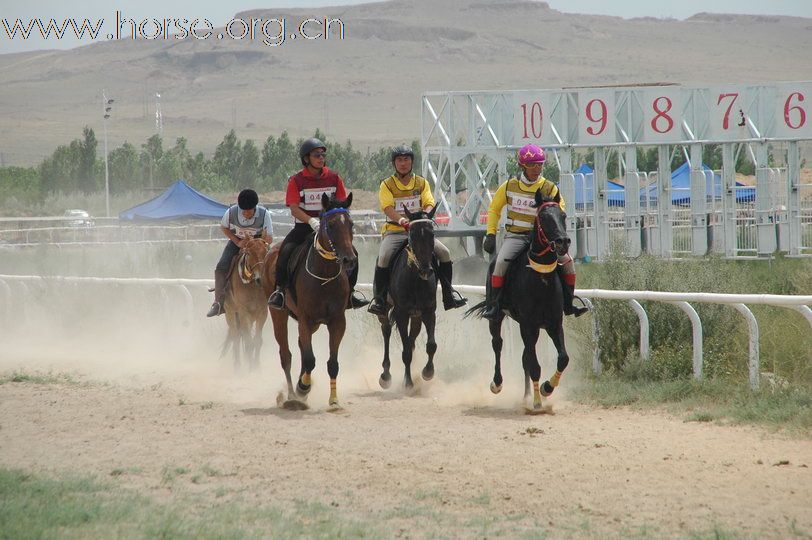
562, 282, 588, 317
268, 243, 294, 310
207, 270, 227, 317
346, 259, 369, 309
438, 261, 467, 311
367, 266, 391, 316
482, 284, 503, 321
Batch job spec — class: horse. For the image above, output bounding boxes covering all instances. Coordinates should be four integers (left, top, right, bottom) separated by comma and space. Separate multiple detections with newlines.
262, 193, 356, 410
465, 191, 572, 412
376, 205, 439, 390
221, 237, 270, 372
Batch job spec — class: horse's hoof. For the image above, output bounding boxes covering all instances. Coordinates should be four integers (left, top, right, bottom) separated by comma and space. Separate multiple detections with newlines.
276, 392, 285, 408
327, 401, 344, 413
490, 381, 502, 394
541, 381, 555, 397
296, 382, 311, 397
282, 399, 309, 411
524, 403, 554, 415
379, 374, 391, 389
421, 367, 434, 381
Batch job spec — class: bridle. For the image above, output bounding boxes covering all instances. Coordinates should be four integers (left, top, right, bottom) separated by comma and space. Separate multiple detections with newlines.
527, 201, 561, 274
239, 238, 269, 283
405, 218, 435, 271
307, 207, 350, 284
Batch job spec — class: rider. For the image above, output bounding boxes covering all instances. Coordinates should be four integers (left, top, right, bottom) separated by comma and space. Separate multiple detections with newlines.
367, 144, 468, 316
267, 137, 368, 310
481, 144, 587, 321
207, 188, 273, 317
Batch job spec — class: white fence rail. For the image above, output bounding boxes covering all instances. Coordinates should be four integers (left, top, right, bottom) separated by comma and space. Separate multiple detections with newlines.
0, 275, 809, 389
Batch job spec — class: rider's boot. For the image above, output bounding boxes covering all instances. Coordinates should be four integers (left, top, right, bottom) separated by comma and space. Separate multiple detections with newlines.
438, 261, 467, 311
367, 266, 391, 316
482, 275, 504, 321
268, 243, 293, 310
345, 260, 369, 309
206, 270, 227, 317
561, 277, 588, 317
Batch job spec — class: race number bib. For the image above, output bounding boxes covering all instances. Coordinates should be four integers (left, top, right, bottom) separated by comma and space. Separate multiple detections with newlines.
234, 227, 259, 239
510, 194, 537, 216
301, 187, 337, 211
393, 195, 420, 213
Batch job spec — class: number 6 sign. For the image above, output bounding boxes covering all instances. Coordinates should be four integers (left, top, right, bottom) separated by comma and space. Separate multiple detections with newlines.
774, 82, 812, 138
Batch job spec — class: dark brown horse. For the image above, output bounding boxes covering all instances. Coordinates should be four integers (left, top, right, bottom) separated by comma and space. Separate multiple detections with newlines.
221, 237, 270, 371
262, 193, 356, 409
376, 206, 439, 390
465, 192, 572, 411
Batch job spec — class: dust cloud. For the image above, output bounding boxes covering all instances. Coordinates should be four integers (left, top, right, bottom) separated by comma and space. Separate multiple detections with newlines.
0, 242, 588, 410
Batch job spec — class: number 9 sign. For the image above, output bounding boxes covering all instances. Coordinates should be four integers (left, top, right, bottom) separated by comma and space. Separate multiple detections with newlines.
578, 90, 615, 144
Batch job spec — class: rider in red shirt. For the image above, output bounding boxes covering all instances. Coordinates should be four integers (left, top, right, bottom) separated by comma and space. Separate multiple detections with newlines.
267, 138, 368, 310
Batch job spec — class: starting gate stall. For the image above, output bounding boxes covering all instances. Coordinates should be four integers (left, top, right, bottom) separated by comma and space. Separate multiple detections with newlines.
422, 81, 812, 259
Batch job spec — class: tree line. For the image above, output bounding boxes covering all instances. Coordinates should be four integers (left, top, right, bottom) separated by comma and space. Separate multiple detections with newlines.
0, 127, 421, 206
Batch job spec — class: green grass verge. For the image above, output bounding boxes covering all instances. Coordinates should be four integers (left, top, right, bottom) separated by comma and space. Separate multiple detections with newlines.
570, 374, 812, 435
0, 468, 379, 540
0, 371, 80, 386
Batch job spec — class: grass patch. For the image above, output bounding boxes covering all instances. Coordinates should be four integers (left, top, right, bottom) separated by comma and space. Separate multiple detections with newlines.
571, 375, 812, 434
0, 467, 382, 539
0, 371, 79, 385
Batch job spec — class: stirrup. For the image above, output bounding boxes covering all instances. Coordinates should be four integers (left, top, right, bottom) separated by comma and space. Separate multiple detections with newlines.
565, 295, 589, 318
348, 290, 370, 309
268, 289, 285, 310
206, 302, 224, 317
367, 297, 388, 316
443, 290, 468, 310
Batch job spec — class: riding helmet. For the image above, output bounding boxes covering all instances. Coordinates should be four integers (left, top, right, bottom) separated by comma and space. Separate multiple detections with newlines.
391, 144, 414, 164
299, 138, 327, 166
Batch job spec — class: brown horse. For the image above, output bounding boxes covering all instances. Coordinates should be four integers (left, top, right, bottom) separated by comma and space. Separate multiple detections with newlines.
262, 193, 356, 410
221, 237, 270, 371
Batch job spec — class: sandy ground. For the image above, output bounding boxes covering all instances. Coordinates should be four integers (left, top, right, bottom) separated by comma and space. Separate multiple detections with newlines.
1, 300, 811, 538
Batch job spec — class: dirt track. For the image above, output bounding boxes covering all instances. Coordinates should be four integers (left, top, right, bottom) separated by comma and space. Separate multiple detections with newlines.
1, 345, 810, 538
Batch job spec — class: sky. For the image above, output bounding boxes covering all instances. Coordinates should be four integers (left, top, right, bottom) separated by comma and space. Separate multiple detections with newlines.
1, 0, 810, 54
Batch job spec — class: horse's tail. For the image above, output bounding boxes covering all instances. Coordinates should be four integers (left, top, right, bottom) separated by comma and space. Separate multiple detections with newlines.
219, 334, 232, 359
463, 300, 487, 319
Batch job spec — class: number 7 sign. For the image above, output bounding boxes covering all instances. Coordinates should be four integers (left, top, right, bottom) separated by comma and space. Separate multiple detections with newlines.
709, 86, 749, 139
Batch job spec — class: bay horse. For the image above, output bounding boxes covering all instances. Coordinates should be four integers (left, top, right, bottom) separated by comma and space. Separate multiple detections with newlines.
465, 191, 572, 411
221, 237, 270, 371
262, 193, 356, 410
376, 206, 439, 390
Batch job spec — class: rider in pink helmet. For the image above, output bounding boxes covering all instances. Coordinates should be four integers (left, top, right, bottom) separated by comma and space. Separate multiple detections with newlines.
517, 144, 546, 166
481, 143, 587, 320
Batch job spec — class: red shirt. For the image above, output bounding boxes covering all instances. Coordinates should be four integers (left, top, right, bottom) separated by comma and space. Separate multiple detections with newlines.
285, 167, 348, 219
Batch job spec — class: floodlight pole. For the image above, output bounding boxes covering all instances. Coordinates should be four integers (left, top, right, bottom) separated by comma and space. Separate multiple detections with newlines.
102, 90, 113, 218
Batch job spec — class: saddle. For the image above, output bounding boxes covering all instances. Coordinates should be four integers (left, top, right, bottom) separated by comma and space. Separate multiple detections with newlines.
282, 232, 316, 305
485, 242, 536, 310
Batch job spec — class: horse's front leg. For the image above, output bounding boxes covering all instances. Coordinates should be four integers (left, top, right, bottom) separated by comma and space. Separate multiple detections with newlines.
270, 311, 294, 399
394, 313, 414, 388
232, 311, 243, 372
542, 323, 569, 397
489, 314, 505, 394
421, 310, 437, 381
378, 314, 393, 389
296, 319, 317, 398
326, 315, 346, 408
519, 324, 542, 409
251, 309, 267, 372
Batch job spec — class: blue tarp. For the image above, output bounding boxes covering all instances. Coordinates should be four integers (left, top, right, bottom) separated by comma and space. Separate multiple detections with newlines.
119, 180, 229, 221
572, 164, 626, 207
641, 162, 756, 205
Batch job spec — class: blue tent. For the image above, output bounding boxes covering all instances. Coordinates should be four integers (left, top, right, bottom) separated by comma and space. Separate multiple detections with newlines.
119, 180, 229, 221
572, 164, 626, 207
641, 162, 755, 205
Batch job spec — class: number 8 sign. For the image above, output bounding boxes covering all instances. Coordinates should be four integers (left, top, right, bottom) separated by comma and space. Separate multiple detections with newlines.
642, 89, 683, 142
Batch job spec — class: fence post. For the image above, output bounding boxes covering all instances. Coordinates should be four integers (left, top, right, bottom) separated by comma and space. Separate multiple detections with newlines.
670, 301, 703, 380
731, 303, 759, 389
627, 299, 650, 362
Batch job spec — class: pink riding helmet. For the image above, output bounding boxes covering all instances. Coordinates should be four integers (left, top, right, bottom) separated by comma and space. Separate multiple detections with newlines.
517, 144, 546, 166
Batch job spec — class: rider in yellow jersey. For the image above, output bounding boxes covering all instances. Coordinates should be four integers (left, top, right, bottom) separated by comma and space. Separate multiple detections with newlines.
367, 145, 467, 315
481, 144, 587, 321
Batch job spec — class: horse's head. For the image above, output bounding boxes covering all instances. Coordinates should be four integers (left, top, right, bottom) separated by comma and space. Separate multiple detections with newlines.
319, 192, 357, 269
241, 237, 270, 284
532, 190, 570, 258
403, 205, 437, 278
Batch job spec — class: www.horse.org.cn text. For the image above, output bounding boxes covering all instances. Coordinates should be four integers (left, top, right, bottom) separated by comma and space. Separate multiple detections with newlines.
1, 11, 347, 48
